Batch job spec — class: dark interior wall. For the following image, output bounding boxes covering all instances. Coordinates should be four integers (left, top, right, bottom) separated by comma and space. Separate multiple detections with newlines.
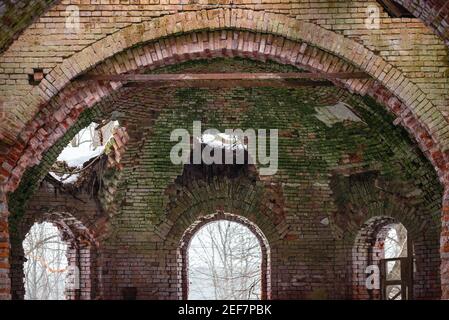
7, 58, 443, 300
95, 60, 442, 299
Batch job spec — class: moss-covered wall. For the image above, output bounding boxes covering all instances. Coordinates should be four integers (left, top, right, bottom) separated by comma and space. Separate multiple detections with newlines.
8, 58, 443, 300
7, 107, 103, 234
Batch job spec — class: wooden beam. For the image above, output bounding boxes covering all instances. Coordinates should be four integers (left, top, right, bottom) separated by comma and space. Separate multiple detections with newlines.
77, 72, 370, 82
122, 79, 335, 89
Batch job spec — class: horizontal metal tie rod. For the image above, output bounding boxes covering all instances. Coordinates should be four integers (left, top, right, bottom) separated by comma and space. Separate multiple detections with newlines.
122, 79, 335, 88
77, 72, 370, 82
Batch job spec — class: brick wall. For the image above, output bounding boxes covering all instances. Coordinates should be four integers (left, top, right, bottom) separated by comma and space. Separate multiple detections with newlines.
9, 180, 104, 299
4, 58, 439, 300
0, 3, 448, 150
100, 75, 441, 298
0, 192, 11, 300
393, 0, 449, 46
1, 1, 448, 54
0, 0, 448, 300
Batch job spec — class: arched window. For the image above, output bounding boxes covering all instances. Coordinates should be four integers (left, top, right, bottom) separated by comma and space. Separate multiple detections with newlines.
23, 222, 68, 300
188, 220, 262, 300
179, 213, 270, 300
380, 223, 410, 300
353, 218, 412, 300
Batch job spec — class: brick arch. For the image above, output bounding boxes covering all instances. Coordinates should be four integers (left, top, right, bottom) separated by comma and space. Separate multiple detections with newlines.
3, 30, 448, 196
10, 206, 99, 300
332, 171, 441, 299
349, 202, 441, 300
328, 165, 442, 299
162, 177, 285, 245
330, 168, 441, 235
1, 8, 448, 191
178, 211, 271, 300
23, 209, 97, 246
352, 216, 401, 300
162, 176, 283, 299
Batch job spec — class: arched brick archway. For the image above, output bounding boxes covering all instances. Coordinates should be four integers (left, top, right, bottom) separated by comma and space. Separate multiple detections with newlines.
178, 211, 271, 300
162, 176, 283, 300
7, 177, 104, 300
352, 216, 398, 300
351, 215, 439, 300
0, 8, 448, 300
337, 178, 442, 300
2, 20, 448, 193
1, 9, 448, 187
10, 208, 99, 300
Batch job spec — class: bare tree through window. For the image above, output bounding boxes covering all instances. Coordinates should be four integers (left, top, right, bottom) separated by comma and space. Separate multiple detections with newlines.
188, 220, 262, 300
23, 222, 68, 300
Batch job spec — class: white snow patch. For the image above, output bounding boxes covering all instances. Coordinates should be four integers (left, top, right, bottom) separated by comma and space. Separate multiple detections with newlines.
57, 144, 105, 168
50, 121, 120, 184
199, 133, 246, 150
49, 172, 80, 184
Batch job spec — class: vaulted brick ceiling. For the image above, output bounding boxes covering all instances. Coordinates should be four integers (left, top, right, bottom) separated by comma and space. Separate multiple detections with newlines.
10, 58, 442, 232
0, 0, 448, 54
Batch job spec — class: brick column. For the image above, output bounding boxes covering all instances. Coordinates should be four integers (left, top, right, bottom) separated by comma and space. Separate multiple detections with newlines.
79, 246, 96, 300
441, 187, 449, 299
9, 236, 25, 299
0, 191, 11, 300
65, 244, 97, 300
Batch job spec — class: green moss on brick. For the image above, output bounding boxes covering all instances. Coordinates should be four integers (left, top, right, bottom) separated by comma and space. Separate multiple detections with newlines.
7, 107, 101, 233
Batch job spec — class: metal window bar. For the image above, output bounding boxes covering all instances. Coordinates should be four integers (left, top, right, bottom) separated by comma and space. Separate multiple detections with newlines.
380, 256, 413, 300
